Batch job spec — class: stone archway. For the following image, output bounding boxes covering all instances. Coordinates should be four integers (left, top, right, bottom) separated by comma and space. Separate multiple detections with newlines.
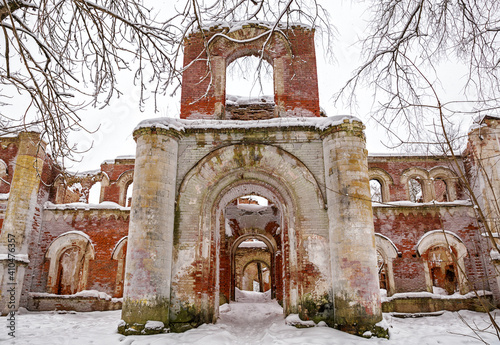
232, 233, 275, 295
169, 143, 328, 328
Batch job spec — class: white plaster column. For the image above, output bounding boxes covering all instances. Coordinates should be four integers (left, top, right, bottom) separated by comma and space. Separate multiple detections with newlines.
322, 119, 383, 334
120, 127, 178, 333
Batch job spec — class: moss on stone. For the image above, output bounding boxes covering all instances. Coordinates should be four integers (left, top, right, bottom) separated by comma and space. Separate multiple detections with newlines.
331, 293, 389, 339
121, 297, 170, 326
299, 293, 334, 325
169, 322, 197, 333
170, 304, 198, 323
219, 293, 228, 306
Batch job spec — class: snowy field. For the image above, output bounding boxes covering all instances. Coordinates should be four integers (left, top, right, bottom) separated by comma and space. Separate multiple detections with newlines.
2, 290, 499, 345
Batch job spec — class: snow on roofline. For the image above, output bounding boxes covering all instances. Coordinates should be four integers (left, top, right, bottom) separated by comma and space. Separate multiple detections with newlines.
372, 200, 472, 207
469, 114, 500, 132
474, 114, 500, 124
226, 94, 274, 106
44, 201, 130, 211
65, 169, 101, 177
102, 155, 136, 165
382, 290, 492, 302
197, 20, 312, 33
134, 116, 362, 133
368, 152, 460, 158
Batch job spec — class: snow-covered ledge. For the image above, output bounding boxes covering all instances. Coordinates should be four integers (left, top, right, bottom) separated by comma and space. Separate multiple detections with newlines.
372, 200, 473, 207
29, 290, 122, 312
133, 115, 362, 133
44, 201, 130, 211
381, 289, 494, 313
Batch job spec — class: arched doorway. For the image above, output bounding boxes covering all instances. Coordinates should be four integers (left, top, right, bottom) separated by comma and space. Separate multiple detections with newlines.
168, 143, 328, 328
214, 184, 287, 309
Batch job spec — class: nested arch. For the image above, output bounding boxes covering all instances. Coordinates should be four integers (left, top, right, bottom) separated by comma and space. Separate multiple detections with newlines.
416, 230, 468, 294
45, 232, 95, 294
210, 177, 293, 305
179, 144, 325, 208
173, 143, 329, 322
233, 233, 275, 293
401, 167, 431, 202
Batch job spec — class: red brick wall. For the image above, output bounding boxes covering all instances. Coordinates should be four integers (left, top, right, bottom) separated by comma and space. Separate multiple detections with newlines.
180, 25, 320, 119
0, 137, 19, 194
368, 156, 467, 201
30, 209, 130, 297
373, 206, 493, 293
101, 162, 135, 204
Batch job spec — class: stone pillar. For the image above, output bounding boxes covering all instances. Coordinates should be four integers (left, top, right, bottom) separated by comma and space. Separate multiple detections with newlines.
119, 127, 178, 335
0, 132, 45, 315
212, 56, 226, 119
322, 119, 385, 337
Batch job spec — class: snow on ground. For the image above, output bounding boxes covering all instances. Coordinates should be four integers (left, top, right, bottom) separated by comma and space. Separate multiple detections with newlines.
2, 290, 500, 345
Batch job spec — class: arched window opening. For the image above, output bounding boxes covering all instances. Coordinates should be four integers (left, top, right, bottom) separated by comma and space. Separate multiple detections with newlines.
227, 56, 273, 99
434, 178, 448, 202
426, 246, 457, 295
126, 182, 133, 207
88, 182, 101, 204
226, 56, 274, 120
370, 179, 383, 202
408, 178, 423, 203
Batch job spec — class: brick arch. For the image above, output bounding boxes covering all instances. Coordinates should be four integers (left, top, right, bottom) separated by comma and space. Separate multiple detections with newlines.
53, 174, 66, 204
208, 25, 292, 64
0, 158, 7, 176
45, 231, 95, 294
173, 143, 329, 322
233, 234, 274, 293
375, 233, 399, 296
400, 167, 431, 202
231, 232, 277, 254
416, 230, 468, 294
180, 24, 319, 118
241, 259, 272, 291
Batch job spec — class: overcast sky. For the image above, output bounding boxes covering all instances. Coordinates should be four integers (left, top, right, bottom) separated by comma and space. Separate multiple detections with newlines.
61, 1, 470, 172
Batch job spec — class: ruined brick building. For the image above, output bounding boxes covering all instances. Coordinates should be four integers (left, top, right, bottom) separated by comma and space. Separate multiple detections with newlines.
1, 22, 500, 337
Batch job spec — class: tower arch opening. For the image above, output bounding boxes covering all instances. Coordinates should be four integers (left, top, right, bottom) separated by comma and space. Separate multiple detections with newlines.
226, 56, 275, 120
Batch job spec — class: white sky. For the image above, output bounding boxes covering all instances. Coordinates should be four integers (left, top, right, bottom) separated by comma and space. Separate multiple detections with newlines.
3, 1, 472, 172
